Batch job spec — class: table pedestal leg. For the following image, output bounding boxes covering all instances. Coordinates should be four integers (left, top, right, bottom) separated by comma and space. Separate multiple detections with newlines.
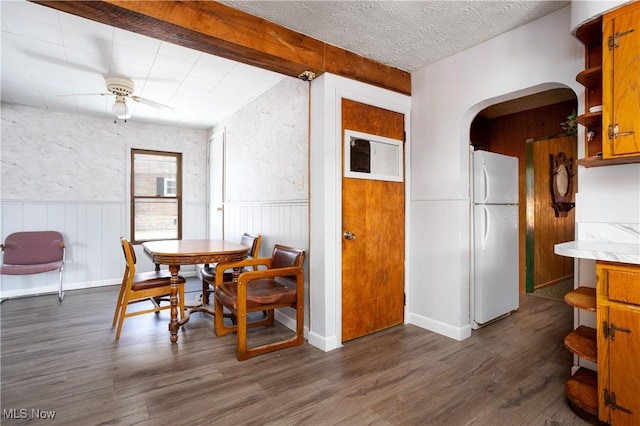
169, 264, 181, 343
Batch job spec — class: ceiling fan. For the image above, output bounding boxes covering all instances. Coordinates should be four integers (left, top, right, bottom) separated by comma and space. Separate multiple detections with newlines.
61, 76, 174, 121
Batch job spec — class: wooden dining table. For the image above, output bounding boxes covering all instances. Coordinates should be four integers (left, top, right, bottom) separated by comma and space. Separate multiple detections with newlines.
142, 239, 249, 343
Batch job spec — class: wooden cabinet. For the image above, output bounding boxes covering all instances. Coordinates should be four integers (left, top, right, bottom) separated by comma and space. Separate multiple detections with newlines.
575, 2, 640, 167
602, 2, 640, 159
596, 261, 640, 425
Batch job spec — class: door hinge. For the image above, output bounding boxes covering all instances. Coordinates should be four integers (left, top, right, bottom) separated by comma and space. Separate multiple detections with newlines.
608, 124, 635, 139
608, 28, 636, 50
603, 320, 632, 341
604, 389, 634, 414
403, 293, 406, 306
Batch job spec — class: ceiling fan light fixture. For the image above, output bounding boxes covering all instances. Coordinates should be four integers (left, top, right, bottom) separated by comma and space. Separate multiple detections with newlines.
112, 98, 130, 119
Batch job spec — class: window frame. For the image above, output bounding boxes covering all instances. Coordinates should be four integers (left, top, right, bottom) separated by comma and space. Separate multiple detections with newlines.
130, 148, 183, 244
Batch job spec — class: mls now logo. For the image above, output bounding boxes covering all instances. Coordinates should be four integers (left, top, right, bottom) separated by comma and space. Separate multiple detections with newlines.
3, 408, 56, 419
3, 409, 28, 419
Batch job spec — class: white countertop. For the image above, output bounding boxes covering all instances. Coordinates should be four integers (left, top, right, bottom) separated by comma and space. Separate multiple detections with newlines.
555, 240, 640, 265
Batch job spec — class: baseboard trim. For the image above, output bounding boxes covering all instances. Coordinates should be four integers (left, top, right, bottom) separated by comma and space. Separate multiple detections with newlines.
0, 271, 198, 301
407, 312, 472, 341
305, 330, 340, 352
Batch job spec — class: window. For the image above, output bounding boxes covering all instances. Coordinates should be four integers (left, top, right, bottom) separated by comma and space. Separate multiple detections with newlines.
131, 149, 182, 243
344, 129, 404, 182
156, 177, 176, 196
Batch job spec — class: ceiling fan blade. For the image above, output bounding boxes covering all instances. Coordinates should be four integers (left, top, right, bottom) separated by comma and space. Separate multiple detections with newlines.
130, 96, 175, 111
57, 93, 112, 97
95, 38, 112, 78
24, 51, 107, 75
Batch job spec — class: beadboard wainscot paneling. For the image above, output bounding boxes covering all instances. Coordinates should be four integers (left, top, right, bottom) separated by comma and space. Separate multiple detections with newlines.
223, 200, 310, 330
224, 201, 309, 256
1, 200, 207, 299
1, 200, 125, 298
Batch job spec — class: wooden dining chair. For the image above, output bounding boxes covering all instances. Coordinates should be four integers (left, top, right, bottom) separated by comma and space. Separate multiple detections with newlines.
113, 237, 186, 339
213, 244, 305, 361
200, 233, 261, 304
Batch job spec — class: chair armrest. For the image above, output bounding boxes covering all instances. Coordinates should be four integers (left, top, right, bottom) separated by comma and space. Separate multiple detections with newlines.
214, 257, 273, 284
237, 266, 303, 283
236, 267, 304, 297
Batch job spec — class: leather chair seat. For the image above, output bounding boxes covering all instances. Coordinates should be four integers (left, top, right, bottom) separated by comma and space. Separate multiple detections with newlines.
216, 277, 297, 310
130, 271, 186, 291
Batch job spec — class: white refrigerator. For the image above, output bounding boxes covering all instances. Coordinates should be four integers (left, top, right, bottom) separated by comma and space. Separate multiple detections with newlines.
471, 149, 519, 329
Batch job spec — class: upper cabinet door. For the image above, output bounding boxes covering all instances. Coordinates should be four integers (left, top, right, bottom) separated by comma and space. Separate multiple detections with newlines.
603, 2, 640, 158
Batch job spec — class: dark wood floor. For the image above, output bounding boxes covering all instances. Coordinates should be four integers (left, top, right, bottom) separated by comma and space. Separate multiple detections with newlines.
1, 282, 591, 425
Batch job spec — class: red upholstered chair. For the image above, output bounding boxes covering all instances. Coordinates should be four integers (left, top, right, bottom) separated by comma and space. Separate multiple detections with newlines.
0, 231, 66, 301
113, 237, 186, 339
213, 244, 305, 361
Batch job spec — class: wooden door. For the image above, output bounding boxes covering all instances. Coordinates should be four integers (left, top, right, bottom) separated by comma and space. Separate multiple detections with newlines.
598, 304, 640, 425
526, 135, 576, 291
341, 99, 405, 342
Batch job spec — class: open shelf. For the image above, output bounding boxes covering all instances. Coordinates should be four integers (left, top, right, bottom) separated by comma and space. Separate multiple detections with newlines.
566, 367, 599, 417
575, 16, 606, 164
576, 66, 602, 88
576, 111, 602, 129
575, 18, 602, 46
564, 285, 599, 419
564, 287, 596, 311
578, 155, 640, 168
564, 325, 597, 362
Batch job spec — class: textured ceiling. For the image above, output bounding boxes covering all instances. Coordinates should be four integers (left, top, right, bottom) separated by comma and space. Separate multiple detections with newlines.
1, 0, 571, 129
222, 0, 570, 72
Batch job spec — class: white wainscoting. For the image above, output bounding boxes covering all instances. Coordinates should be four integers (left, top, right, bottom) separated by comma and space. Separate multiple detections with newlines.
223, 200, 309, 257
222, 200, 310, 327
1, 200, 207, 299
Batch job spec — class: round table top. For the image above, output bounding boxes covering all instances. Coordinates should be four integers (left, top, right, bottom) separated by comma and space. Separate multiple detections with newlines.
142, 239, 249, 257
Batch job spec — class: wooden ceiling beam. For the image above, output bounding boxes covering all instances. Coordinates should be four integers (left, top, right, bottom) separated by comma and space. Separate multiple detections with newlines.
32, 1, 411, 95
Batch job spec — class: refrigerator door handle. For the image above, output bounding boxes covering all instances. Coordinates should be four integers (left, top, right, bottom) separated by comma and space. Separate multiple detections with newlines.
482, 162, 490, 203
482, 205, 490, 251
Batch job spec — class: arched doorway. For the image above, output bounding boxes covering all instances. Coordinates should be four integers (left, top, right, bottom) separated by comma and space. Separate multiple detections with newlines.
470, 87, 578, 296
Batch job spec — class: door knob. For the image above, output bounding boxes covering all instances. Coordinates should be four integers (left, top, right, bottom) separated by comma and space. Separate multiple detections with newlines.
343, 231, 356, 240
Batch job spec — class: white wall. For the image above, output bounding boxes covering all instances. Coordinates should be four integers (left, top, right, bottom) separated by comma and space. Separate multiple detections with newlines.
220, 77, 309, 203
0, 104, 208, 298
212, 76, 310, 331
410, 4, 639, 341
212, 76, 309, 252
